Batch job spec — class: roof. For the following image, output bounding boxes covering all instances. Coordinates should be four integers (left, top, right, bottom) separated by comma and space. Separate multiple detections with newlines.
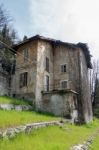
13, 35, 77, 49
13, 35, 92, 69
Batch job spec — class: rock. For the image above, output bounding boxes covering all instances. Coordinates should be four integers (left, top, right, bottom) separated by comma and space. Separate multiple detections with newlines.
15, 126, 26, 132
15, 106, 23, 111
5, 129, 15, 138
0, 104, 14, 110
81, 145, 88, 150
22, 105, 33, 111
71, 145, 84, 150
25, 125, 33, 133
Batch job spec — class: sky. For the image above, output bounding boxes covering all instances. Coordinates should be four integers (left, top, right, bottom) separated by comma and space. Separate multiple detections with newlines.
1, 0, 99, 59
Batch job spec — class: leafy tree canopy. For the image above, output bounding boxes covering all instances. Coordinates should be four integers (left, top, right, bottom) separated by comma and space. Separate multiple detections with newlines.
0, 4, 17, 74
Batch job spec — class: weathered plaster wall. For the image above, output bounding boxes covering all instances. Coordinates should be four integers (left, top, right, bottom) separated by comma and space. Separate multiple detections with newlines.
67, 48, 80, 92
53, 45, 80, 92
36, 40, 54, 109
53, 45, 93, 123
79, 49, 93, 123
53, 45, 69, 89
11, 40, 38, 102
42, 91, 78, 120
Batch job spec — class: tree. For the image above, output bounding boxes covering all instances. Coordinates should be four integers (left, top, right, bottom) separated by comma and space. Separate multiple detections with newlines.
23, 35, 28, 41
89, 60, 99, 105
0, 4, 17, 74
0, 4, 8, 29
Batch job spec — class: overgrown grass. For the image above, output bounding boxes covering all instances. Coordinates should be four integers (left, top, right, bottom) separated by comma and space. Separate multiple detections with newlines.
0, 96, 32, 105
0, 119, 99, 150
90, 135, 99, 150
0, 96, 99, 150
0, 110, 60, 130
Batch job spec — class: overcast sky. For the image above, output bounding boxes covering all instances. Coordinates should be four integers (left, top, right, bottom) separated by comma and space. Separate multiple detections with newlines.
1, 0, 99, 59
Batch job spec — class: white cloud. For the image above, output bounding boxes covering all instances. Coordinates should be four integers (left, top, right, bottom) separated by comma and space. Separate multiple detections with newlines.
29, 0, 99, 59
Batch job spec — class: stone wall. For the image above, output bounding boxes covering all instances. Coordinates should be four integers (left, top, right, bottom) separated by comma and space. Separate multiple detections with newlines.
42, 91, 78, 122
0, 121, 59, 139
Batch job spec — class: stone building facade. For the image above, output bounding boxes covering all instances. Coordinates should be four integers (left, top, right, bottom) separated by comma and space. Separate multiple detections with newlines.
11, 35, 93, 123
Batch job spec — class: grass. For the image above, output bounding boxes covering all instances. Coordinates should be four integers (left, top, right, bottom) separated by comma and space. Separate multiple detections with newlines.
90, 135, 99, 150
0, 119, 99, 150
0, 96, 99, 150
0, 96, 32, 105
0, 110, 60, 130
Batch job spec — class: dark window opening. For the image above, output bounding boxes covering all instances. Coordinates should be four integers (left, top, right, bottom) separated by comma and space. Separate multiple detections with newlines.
61, 64, 67, 73
46, 75, 49, 91
20, 72, 28, 88
24, 49, 28, 62
45, 57, 49, 72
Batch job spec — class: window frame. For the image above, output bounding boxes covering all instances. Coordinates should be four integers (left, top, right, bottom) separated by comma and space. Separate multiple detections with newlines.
60, 80, 68, 89
44, 75, 50, 92
23, 49, 29, 62
61, 64, 67, 73
20, 72, 28, 88
45, 57, 49, 72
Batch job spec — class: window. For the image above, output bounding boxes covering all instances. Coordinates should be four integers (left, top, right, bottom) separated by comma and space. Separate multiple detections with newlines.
61, 64, 67, 73
45, 75, 49, 91
61, 81, 67, 89
45, 57, 49, 72
23, 49, 28, 62
20, 72, 28, 88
